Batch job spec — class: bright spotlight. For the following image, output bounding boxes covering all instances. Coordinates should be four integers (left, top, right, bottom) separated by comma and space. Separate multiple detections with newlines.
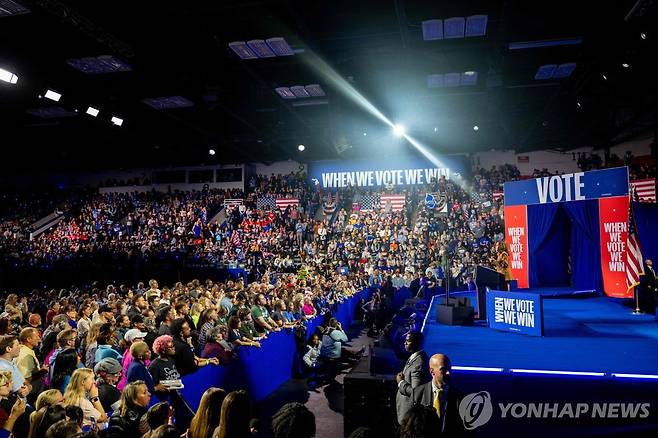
0, 68, 18, 85
363, 132, 367, 136
297, 144, 305, 151
640, 33, 646, 40
622, 63, 630, 68
86, 106, 99, 117
44, 89, 61, 101
209, 149, 216, 155
433, 127, 438, 132
393, 124, 406, 137
473, 125, 479, 131
110, 116, 123, 126
602, 74, 607, 80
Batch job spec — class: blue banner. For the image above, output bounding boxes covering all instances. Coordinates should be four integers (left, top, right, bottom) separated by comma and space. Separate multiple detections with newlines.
486, 289, 544, 336
503, 167, 629, 206
307, 156, 467, 189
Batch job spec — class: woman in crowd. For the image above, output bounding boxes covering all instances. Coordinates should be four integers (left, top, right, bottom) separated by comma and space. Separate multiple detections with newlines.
141, 402, 172, 438
62, 368, 107, 428
148, 335, 180, 399
227, 316, 260, 348
83, 323, 103, 369
51, 347, 79, 393
187, 387, 226, 438
201, 325, 233, 364
108, 380, 151, 435
215, 390, 251, 438
28, 404, 66, 438
196, 308, 218, 354
126, 341, 163, 395
94, 326, 122, 365
117, 328, 148, 391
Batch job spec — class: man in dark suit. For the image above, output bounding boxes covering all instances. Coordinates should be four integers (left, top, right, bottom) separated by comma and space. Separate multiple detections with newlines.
642, 259, 657, 314
395, 331, 430, 424
412, 353, 469, 436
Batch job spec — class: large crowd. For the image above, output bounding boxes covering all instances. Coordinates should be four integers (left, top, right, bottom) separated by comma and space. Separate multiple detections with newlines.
0, 165, 530, 437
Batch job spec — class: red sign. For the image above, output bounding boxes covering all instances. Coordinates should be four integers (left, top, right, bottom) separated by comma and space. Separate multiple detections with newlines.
598, 196, 631, 298
504, 205, 529, 288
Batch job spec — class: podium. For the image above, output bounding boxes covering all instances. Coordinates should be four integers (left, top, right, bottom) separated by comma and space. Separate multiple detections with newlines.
475, 265, 505, 320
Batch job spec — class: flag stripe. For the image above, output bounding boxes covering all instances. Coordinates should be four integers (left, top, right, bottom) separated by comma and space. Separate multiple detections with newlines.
630, 178, 656, 203
626, 200, 644, 291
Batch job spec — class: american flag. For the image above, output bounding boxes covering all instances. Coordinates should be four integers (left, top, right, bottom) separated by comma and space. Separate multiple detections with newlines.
359, 194, 380, 211
275, 198, 299, 212
493, 191, 504, 201
626, 200, 644, 292
380, 194, 406, 212
630, 178, 656, 203
256, 197, 277, 210
223, 199, 244, 208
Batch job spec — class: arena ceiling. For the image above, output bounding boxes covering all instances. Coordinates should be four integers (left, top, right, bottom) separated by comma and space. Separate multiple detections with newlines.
0, 0, 656, 171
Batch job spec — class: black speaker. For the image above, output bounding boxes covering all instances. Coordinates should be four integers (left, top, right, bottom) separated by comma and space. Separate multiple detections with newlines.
344, 356, 398, 438
436, 303, 474, 325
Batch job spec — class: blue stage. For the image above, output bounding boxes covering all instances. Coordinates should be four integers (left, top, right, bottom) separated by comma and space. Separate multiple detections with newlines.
422, 289, 658, 437
423, 289, 658, 375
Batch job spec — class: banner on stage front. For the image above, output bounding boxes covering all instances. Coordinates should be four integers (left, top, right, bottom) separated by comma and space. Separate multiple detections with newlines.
598, 196, 632, 298
504, 205, 529, 288
486, 290, 544, 336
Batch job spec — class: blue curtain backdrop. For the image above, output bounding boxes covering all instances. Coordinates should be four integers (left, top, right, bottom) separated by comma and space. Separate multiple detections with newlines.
526, 200, 603, 293
527, 204, 570, 287
561, 200, 604, 293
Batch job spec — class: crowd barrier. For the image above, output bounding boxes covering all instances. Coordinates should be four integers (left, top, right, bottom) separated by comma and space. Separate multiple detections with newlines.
180, 288, 373, 409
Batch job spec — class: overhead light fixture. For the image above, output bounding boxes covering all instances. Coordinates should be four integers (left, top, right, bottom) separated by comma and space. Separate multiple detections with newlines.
209, 149, 216, 155
246, 40, 276, 58
622, 63, 630, 68
66, 56, 132, 74
290, 85, 310, 98
228, 41, 258, 60
297, 144, 305, 151
0, 67, 18, 84
110, 116, 123, 126
577, 101, 582, 107
434, 127, 438, 132
304, 84, 325, 97
602, 74, 608, 80
266, 37, 294, 56
392, 124, 406, 137
44, 89, 61, 101
640, 32, 647, 40
86, 106, 99, 117
0, 0, 31, 17
275, 87, 296, 99
363, 132, 367, 136
473, 125, 479, 131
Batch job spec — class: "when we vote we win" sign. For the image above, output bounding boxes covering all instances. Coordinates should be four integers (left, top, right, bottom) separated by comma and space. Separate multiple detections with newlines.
486, 290, 544, 336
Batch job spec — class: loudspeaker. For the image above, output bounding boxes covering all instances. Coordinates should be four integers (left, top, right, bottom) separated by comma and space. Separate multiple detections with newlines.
344, 364, 398, 438
436, 303, 474, 325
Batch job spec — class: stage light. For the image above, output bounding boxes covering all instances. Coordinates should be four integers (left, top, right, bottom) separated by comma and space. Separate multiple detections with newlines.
434, 127, 438, 132
622, 63, 630, 68
110, 116, 123, 126
577, 101, 582, 107
0, 67, 18, 84
363, 132, 367, 136
392, 124, 406, 137
611, 373, 658, 380
208, 149, 216, 155
86, 106, 99, 117
510, 369, 605, 377
44, 89, 61, 101
473, 125, 479, 131
297, 144, 305, 151
452, 366, 504, 373
640, 32, 646, 40
602, 74, 607, 80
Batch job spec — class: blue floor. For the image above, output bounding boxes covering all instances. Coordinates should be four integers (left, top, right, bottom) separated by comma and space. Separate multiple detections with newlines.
423, 292, 658, 375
